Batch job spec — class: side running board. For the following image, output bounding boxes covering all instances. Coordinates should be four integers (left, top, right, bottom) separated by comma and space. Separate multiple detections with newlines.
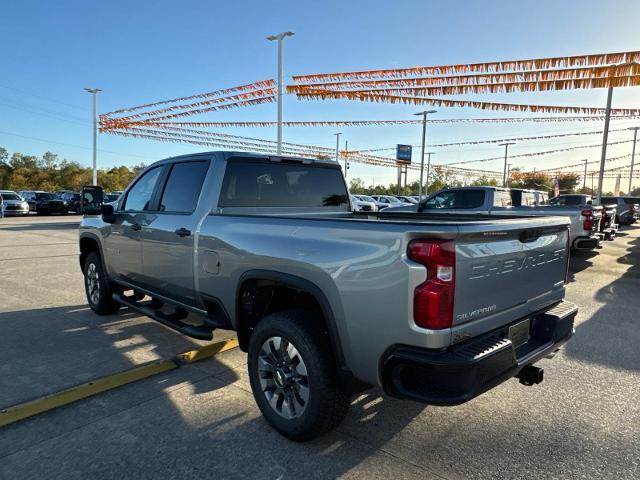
113, 292, 214, 340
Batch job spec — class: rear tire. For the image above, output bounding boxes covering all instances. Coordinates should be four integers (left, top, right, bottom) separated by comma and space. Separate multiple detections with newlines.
247, 309, 349, 441
84, 251, 120, 315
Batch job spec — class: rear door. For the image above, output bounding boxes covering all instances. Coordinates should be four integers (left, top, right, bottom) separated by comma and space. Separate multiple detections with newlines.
140, 160, 210, 307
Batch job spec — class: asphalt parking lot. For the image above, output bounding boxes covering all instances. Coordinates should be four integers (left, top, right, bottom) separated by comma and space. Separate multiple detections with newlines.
1, 215, 639, 479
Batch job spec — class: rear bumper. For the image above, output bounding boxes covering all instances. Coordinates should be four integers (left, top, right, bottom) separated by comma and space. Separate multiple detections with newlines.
382, 300, 577, 406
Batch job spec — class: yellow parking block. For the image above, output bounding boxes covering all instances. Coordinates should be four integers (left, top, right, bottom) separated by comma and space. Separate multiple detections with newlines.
0, 337, 238, 428
176, 338, 239, 364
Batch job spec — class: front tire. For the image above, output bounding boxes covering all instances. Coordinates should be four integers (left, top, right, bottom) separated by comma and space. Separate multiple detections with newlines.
84, 251, 120, 315
247, 310, 349, 441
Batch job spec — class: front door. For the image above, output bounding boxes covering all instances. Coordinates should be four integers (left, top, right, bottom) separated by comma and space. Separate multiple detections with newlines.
140, 160, 210, 307
103, 166, 164, 285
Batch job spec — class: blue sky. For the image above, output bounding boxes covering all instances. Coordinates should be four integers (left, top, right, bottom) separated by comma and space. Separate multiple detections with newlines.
1, 0, 639, 188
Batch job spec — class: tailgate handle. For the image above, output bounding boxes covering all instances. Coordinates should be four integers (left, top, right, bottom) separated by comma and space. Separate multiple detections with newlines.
519, 229, 542, 243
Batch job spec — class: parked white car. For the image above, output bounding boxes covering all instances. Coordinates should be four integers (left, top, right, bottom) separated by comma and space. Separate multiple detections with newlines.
0, 190, 30, 217
350, 195, 378, 212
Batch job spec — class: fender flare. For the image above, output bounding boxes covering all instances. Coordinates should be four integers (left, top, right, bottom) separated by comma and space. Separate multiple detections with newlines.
78, 232, 105, 272
236, 269, 348, 371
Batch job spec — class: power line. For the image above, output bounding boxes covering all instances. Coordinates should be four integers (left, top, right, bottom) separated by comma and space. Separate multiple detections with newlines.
0, 130, 153, 160
0, 83, 89, 112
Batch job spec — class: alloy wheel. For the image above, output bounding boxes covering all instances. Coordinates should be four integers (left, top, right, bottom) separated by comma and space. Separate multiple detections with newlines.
258, 336, 309, 420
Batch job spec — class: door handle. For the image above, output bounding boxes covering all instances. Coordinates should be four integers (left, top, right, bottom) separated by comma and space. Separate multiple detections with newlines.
174, 228, 191, 237
130, 223, 142, 231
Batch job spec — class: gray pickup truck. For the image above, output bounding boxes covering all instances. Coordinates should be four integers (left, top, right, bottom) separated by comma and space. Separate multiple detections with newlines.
389, 186, 603, 250
79, 152, 577, 441
550, 194, 618, 240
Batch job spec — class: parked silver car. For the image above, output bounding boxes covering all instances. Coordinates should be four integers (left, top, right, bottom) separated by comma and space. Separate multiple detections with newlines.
0, 190, 30, 216
601, 197, 639, 225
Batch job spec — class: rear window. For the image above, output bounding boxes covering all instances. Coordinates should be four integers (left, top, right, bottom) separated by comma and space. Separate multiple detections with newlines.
493, 190, 512, 207
219, 160, 348, 208
423, 189, 485, 209
601, 198, 617, 205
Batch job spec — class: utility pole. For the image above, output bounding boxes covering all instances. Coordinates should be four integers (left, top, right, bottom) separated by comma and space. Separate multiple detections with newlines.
84, 87, 101, 186
499, 142, 515, 187
582, 159, 589, 190
596, 85, 614, 204
506, 163, 512, 186
333, 133, 342, 164
425, 152, 435, 196
266, 31, 294, 155
415, 110, 437, 200
628, 127, 639, 194
344, 140, 349, 179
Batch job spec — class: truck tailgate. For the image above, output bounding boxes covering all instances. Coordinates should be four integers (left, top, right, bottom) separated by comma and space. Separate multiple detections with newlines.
454, 217, 568, 328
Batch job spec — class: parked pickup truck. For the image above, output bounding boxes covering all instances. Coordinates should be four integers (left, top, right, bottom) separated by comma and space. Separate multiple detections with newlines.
549, 194, 618, 240
79, 152, 577, 441
388, 186, 603, 250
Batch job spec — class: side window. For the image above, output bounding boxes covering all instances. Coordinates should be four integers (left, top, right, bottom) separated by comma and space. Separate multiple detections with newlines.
123, 167, 162, 212
159, 161, 209, 213
539, 193, 548, 205
493, 191, 512, 207
522, 192, 536, 206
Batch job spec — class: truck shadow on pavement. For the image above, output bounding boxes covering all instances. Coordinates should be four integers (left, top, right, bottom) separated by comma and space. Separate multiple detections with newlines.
564, 235, 640, 371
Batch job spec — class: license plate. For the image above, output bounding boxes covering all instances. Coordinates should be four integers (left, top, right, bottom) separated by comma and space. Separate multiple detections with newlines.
509, 319, 530, 349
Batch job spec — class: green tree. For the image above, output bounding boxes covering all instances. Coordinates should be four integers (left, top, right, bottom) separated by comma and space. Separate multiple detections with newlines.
348, 177, 366, 194
509, 171, 553, 191
556, 173, 581, 194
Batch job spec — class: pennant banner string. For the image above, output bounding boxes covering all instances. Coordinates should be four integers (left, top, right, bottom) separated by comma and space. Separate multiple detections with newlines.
288, 64, 640, 91
292, 50, 640, 82
102, 79, 276, 116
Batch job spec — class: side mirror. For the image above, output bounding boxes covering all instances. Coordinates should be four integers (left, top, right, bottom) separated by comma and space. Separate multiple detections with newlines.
101, 203, 116, 223
81, 185, 104, 215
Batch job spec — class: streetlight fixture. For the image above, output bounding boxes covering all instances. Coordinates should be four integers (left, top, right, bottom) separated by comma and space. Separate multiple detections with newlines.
628, 127, 639, 194
499, 142, 516, 187
266, 31, 295, 155
84, 88, 101, 186
415, 110, 437, 199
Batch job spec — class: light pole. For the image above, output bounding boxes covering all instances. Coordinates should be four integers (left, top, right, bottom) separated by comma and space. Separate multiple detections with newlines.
333, 133, 342, 164
596, 85, 614, 204
628, 127, 639, 194
506, 163, 512, 186
84, 87, 101, 186
499, 142, 516, 187
582, 159, 589, 190
266, 31, 294, 155
425, 152, 435, 196
415, 110, 437, 200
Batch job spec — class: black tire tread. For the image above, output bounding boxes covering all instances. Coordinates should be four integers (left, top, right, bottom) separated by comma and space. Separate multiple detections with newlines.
84, 251, 120, 315
248, 309, 349, 441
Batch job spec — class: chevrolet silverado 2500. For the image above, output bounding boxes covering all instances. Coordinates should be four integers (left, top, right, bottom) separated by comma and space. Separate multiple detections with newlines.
79, 152, 577, 441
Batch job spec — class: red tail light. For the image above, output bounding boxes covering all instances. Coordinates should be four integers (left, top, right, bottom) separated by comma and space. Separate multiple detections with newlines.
582, 209, 593, 231
407, 239, 455, 330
